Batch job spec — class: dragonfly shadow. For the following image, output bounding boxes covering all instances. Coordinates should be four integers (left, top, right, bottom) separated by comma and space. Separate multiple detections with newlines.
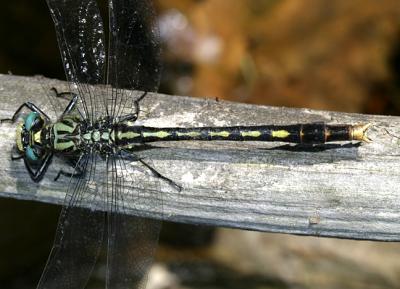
8, 151, 73, 206
133, 141, 362, 168
8, 156, 42, 201
268, 142, 362, 152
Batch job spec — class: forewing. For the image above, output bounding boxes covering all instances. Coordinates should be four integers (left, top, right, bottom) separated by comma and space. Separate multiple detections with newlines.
45, 1, 164, 289
107, 0, 162, 119
46, 0, 106, 121
37, 154, 106, 289
108, 0, 161, 91
46, 0, 106, 85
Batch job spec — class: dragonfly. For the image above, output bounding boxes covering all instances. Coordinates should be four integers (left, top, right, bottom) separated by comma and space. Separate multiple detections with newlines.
1, 0, 371, 288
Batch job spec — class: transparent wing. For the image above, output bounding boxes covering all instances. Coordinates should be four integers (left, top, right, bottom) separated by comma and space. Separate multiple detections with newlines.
46, 0, 105, 85
105, 155, 163, 289
108, 0, 161, 91
107, 0, 162, 119
105, 1, 164, 288
39, 2, 108, 287
44, 1, 164, 288
37, 154, 106, 289
106, 158, 161, 289
46, 0, 106, 121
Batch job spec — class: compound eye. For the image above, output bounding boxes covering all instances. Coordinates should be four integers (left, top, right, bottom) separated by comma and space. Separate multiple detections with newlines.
25, 112, 40, 131
32, 117, 44, 131
25, 146, 39, 162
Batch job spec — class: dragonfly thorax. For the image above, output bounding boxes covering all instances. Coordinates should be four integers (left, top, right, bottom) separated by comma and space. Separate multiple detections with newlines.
51, 116, 121, 156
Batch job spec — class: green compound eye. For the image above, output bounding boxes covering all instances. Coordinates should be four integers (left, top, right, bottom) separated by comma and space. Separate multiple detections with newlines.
25, 112, 39, 131
25, 146, 38, 162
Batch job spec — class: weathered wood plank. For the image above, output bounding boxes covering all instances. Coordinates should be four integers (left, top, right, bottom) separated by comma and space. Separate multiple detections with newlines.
1, 74, 400, 241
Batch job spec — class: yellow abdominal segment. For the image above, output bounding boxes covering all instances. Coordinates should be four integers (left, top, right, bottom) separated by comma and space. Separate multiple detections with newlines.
209, 131, 230, 137
176, 131, 201, 137
271, 130, 290, 138
143, 131, 171, 138
118, 131, 141, 139
240, 131, 261, 137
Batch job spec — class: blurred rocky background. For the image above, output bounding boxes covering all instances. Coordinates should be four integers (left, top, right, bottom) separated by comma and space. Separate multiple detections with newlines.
1, 0, 400, 288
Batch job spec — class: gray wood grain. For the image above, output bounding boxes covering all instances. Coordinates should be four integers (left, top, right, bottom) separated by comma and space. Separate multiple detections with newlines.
1, 74, 400, 241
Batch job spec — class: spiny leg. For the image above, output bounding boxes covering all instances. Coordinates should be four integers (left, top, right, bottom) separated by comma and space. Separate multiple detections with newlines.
11, 154, 24, 160
51, 88, 81, 118
116, 92, 148, 123
117, 112, 139, 123
139, 158, 182, 192
120, 149, 182, 191
54, 169, 85, 181
135, 91, 148, 110
54, 157, 86, 181
50, 87, 77, 101
134, 91, 148, 120
0, 102, 50, 123
61, 93, 79, 117
24, 153, 53, 182
10, 147, 24, 160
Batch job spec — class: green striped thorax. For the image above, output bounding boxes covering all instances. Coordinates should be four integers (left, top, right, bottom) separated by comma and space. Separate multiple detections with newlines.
52, 116, 117, 154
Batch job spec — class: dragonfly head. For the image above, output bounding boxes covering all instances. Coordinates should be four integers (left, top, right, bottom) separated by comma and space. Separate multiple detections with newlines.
16, 111, 46, 163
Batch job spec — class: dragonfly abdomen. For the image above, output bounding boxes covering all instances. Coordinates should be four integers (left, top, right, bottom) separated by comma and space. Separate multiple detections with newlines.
116, 122, 370, 145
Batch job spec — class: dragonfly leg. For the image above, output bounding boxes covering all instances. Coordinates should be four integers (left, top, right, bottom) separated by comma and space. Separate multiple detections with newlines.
54, 158, 86, 181
139, 158, 182, 191
50, 87, 80, 117
133, 91, 148, 118
0, 102, 50, 123
50, 87, 77, 100
54, 169, 85, 181
119, 149, 181, 190
135, 91, 148, 104
10, 146, 24, 160
24, 153, 53, 182
11, 154, 24, 160
61, 94, 79, 117
117, 112, 139, 123
117, 92, 148, 123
